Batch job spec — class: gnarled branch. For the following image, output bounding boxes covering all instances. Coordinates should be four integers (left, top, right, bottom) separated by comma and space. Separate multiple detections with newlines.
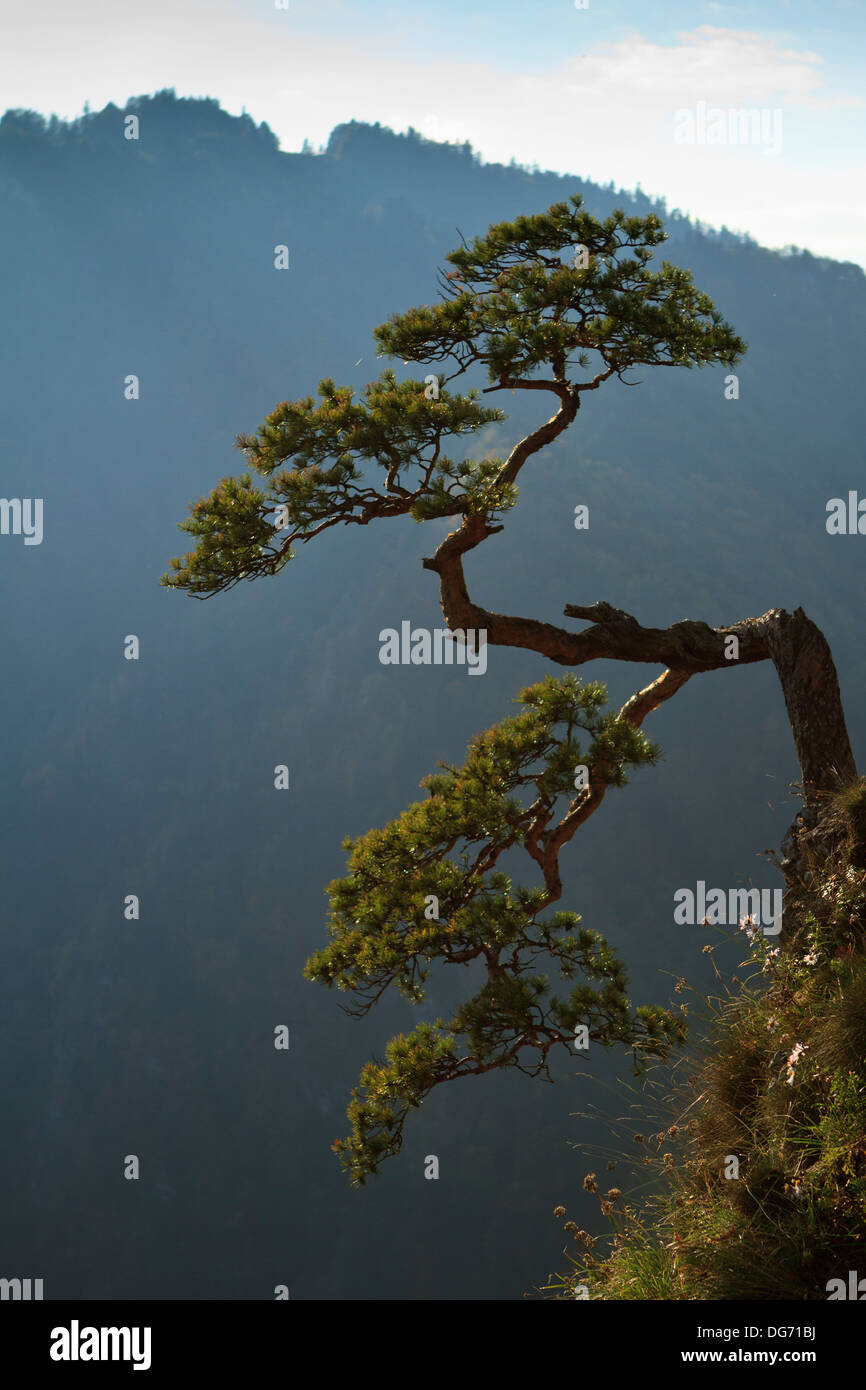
424, 515, 855, 799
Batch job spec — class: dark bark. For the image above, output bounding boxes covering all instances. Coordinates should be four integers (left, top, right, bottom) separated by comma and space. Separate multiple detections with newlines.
423, 516, 856, 802
763, 607, 856, 797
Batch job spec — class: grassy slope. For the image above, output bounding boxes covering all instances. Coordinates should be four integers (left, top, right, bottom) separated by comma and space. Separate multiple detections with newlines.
545, 782, 866, 1300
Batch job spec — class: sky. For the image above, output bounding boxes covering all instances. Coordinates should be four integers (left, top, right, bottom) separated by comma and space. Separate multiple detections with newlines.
1, 0, 864, 267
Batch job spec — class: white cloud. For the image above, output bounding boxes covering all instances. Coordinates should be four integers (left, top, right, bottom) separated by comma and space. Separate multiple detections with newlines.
1, 8, 863, 267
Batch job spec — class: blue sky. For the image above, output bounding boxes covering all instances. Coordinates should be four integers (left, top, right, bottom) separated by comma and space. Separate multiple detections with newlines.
3, 0, 864, 265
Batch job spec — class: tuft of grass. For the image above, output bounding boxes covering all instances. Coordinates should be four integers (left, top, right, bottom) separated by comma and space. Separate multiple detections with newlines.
542, 781, 866, 1301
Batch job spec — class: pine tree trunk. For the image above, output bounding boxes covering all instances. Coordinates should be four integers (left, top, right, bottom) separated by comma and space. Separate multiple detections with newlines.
764, 607, 857, 799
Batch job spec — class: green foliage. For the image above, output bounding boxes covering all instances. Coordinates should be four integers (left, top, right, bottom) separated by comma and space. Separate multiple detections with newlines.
305, 674, 685, 1184
376, 197, 745, 383
164, 194, 745, 597
162, 372, 505, 595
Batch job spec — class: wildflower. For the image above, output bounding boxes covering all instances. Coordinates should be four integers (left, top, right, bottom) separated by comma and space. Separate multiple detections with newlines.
674, 977, 688, 994
762, 947, 780, 972
606, 1188, 622, 1201
767, 1016, 778, 1031
583, 1172, 599, 1193
784, 1180, 807, 1201
553, 1205, 566, 1220
702, 944, 714, 955
785, 1042, 808, 1084
802, 950, 818, 966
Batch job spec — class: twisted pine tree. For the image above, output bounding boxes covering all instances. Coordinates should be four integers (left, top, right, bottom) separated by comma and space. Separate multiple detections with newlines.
164, 194, 855, 1183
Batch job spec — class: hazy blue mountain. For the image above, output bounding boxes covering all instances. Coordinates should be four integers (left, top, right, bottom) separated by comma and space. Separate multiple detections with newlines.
1, 90, 864, 1298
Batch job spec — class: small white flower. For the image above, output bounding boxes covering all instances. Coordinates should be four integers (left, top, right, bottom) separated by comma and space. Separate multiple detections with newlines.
786, 1042, 808, 1084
